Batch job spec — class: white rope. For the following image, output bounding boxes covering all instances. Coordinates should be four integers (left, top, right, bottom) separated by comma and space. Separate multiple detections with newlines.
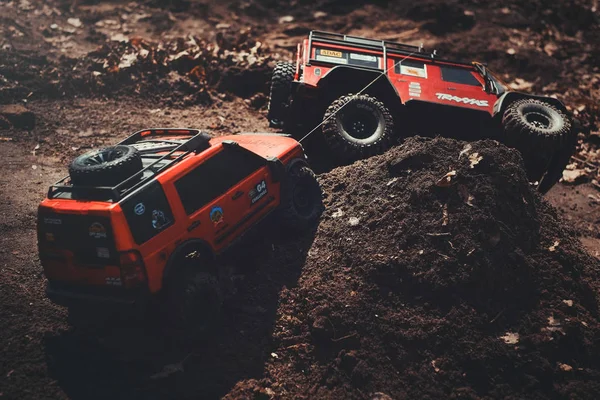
298, 48, 422, 143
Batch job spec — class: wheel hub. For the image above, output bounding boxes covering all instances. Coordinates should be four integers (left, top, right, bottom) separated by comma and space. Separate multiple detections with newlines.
84, 148, 124, 166
524, 111, 552, 130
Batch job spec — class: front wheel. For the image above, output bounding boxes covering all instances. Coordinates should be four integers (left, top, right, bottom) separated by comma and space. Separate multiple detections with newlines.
322, 93, 395, 162
501, 98, 572, 183
278, 164, 323, 232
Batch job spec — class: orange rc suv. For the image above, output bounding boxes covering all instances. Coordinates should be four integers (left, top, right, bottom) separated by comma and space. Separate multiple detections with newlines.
37, 128, 323, 328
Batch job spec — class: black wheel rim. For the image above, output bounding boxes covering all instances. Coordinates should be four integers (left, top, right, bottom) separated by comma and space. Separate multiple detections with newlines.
84, 148, 124, 166
339, 107, 379, 139
524, 111, 552, 129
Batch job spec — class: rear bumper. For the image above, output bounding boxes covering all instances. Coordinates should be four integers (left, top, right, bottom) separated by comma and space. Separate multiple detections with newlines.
46, 280, 151, 307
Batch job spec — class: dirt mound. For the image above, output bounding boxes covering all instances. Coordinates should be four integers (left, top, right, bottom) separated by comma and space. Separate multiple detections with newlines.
227, 137, 600, 399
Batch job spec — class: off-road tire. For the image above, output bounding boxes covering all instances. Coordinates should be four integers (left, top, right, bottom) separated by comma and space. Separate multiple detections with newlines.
502, 98, 572, 181
278, 164, 323, 232
322, 93, 395, 162
267, 61, 295, 128
166, 261, 223, 333
69, 145, 143, 187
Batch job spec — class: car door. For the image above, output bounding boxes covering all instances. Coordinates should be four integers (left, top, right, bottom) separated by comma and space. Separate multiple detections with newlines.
429, 63, 496, 114
173, 145, 272, 251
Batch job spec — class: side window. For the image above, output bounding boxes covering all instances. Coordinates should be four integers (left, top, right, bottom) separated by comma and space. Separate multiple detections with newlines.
440, 66, 481, 87
175, 147, 265, 215
394, 59, 427, 78
121, 181, 174, 245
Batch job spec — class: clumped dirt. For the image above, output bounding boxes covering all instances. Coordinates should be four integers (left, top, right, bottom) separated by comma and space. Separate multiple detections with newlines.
228, 137, 600, 399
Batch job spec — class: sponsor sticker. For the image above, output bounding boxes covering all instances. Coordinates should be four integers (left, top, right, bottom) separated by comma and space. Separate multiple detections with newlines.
45, 232, 55, 242
43, 217, 62, 225
151, 209, 169, 230
350, 53, 377, 62
249, 180, 268, 205
315, 55, 348, 64
400, 64, 427, 78
134, 202, 145, 215
96, 247, 110, 259
105, 277, 122, 286
89, 222, 107, 239
210, 206, 224, 225
320, 49, 343, 58
435, 93, 489, 107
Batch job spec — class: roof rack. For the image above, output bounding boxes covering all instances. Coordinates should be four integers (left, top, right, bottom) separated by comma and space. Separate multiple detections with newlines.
307, 30, 474, 69
48, 128, 211, 202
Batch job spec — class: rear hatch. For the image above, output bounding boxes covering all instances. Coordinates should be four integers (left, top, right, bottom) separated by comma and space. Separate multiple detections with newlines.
37, 206, 123, 287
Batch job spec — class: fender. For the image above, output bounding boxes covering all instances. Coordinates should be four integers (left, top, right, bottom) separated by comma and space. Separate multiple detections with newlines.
162, 239, 215, 285
316, 65, 403, 108
493, 91, 569, 117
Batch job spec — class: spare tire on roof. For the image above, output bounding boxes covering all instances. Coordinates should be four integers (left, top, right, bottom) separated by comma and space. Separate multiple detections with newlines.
68, 145, 143, 187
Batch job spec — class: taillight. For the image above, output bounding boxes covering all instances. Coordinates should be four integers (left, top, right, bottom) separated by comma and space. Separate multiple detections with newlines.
119, 250, 147, 288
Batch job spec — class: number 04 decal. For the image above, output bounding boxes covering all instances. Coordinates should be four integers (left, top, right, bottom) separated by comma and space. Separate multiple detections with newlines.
249, 180, 268, 205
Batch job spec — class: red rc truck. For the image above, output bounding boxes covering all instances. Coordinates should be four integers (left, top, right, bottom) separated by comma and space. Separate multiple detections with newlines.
267, 30, 577, 193
37, 129, 322, 328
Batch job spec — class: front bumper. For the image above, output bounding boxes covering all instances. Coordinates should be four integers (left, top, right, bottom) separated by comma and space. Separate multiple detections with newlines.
46, 280, 151, 307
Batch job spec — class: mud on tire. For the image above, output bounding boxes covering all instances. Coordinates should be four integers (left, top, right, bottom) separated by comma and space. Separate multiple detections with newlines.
278, 163, 323, 232
322, 93, 395, 162
502, 98, 572, 182
69, 145, 143, 187
267, 61, 295, 128
165, 257, 223, 333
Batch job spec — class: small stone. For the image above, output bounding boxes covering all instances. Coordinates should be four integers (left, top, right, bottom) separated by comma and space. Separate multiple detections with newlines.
349, 217, 360, 226
67, 18, 82, 28
278, 15, 294, 24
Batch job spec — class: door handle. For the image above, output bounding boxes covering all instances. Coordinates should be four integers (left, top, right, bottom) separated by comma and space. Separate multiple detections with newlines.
232, 190, 244, 200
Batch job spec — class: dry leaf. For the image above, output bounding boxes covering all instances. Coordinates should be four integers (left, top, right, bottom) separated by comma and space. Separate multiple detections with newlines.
562, 169, 586, 183
436, 170, 457, 187
562, 299, 573, 307
468, 152, 483, 168
500, 332, 519, 344
442, 203, 449, 226
558, 363, 573, 372
431, 360, 440, 373
549, 240, 560, 252
458, 144, 472, 159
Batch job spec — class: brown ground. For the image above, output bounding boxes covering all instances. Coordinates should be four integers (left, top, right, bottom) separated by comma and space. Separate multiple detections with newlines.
1, 0, 600, 399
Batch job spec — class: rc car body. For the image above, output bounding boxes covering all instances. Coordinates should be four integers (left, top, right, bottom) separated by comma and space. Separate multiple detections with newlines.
37, 129, 322, 327
268, 30, 577, 193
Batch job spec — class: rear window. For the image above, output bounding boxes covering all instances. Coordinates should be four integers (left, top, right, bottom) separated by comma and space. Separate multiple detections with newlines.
175, 147, 265, 215
121, 181, 174, 245
315, 48, 380, 69
440, 66, 481, 86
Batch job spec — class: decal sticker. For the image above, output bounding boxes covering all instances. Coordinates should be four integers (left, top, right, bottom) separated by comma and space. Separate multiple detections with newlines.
43, 217, 62, 225
151, 209, 169, 230
105, 277, 122, 286
320, 49, 343, 58
350, 53, 377, 62
249, 180, 268, 205
96, 247, 110, 259
210, 206, 224, 225
408, 82, 422, 98
89, 222, 107, 239
400, 64, 427, 78
134, 202, 145, 215
45, 232, 55, 242
315, 55, 348, 64
314, 68, 321, 76
436, 93, 489, 107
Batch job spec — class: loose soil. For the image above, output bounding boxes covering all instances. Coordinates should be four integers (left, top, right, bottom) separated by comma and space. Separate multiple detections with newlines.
1, 0, 600, 399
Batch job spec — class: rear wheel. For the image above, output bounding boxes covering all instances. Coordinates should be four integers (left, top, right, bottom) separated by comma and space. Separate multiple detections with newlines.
267, 61, 295, 128
165, 254, 222, 333
322, 93, 395, 162
501, 98, 572, 183
278, 163, 323, 232
69, 145, 143, 187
